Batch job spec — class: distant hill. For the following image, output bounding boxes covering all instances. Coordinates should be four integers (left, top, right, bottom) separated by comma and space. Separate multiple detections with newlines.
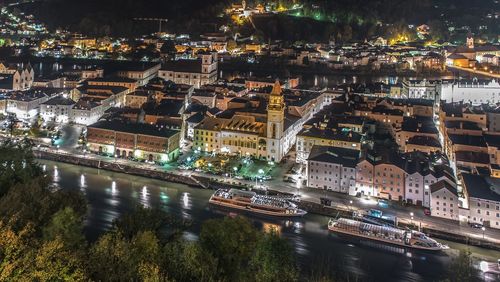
15, 0, 499, 41
16, 0, 231, 36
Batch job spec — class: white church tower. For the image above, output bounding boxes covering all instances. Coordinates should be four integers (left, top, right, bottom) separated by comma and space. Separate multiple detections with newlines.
266, 80, 285, 162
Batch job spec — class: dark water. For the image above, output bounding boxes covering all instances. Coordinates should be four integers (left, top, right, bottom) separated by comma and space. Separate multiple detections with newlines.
39, 160, 500, 281
219, 69, 424, 88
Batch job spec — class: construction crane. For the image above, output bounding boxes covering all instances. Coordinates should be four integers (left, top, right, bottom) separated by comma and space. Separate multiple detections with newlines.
133, 18, 168, 34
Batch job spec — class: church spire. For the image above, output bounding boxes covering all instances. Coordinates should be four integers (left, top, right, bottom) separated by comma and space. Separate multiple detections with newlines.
271, 79, 282, 96
268, 79, 284, 112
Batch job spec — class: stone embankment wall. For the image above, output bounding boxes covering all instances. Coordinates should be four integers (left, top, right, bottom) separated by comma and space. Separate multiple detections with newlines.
34, 150, 206, 188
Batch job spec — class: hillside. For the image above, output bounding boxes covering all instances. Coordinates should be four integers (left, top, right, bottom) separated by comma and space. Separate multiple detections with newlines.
14, 0, 499, 41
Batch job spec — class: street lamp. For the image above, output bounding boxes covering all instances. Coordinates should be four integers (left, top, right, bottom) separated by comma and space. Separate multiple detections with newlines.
255, 169, 264, 187
481, 227, 486, 239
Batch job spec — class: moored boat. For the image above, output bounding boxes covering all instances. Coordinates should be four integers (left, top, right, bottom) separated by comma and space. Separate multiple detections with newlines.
328, 218, 448, 252
209, 188, 307, 217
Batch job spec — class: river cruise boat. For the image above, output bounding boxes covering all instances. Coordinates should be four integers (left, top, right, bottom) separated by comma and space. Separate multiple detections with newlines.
209, 189, 307, 217
328, 218, 448, 252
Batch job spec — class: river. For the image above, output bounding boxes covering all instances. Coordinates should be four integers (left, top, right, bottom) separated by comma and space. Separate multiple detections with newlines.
26, 60, 466, 88
39, 160, 500, 281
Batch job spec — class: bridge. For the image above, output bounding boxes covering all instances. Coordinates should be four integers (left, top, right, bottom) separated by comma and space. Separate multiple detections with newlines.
447, 65, 500, 79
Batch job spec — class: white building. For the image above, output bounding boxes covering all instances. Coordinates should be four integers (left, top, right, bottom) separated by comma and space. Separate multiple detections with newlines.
6, 90, 49, 120
81, 68, 104, 80
0, 63, 34, 91
158, 51, 218, 88
440, 79, 500, 105
40, 96, 76, 124
70, 99, 105, 126
405, 163, 455, 208
116, 63, 161, 86
462, 173, 500, 229
401, 79, 440, 101
307, 145, 359, 194
429, 180, 459, 221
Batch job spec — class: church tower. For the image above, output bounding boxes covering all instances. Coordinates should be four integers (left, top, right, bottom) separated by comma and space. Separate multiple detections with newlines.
266, 80, 285, 161
466, 33, 474, 49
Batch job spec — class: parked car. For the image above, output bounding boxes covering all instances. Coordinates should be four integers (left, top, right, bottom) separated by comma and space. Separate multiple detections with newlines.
378, 199, 389, 208
470, 223, 483, 229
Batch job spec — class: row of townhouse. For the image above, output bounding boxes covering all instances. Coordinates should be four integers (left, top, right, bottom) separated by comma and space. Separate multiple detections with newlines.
440, 102, 500, 174
306, 146, 459, 221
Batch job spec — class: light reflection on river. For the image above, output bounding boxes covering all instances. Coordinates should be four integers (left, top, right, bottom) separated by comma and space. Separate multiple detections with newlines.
41, 160, 500, 281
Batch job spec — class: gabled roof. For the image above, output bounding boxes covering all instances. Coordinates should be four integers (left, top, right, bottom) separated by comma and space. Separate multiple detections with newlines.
447, 53, 468, 60
87, 77, 137, 83
448, 134, 486, 147
186, 112, 205, 124
42, 96, 75, 106
88, 120, 179, 138
430, 180, 458, 196
161, 59, 202, 73
307, 145, 360, 168
462, 173, 500, 202
143, 100, 184, 117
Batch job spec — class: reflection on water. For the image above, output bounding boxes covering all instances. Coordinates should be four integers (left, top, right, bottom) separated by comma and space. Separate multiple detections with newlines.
111, 181, 117, 194
53, 165, 59, 183
79, 174, 87, 193
262, 222, 281, 234
39, 160, 499, 281
141, 185, 150, 208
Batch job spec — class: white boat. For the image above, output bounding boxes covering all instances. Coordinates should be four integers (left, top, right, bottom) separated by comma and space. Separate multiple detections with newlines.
209, 188, 307, 217
328, 218, 448, 252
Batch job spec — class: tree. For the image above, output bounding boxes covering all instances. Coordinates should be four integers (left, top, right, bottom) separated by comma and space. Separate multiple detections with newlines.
250, 231, 299, 282
199, 216, 259, 280
0, 179, 86, 233
0, 221, 87, 281
0, 220, 36, 280
161, 240, 217, 282
43, 207, 85, 249
89, 231, 163, 281
112, 205, 182, 241
446, 249, 479, 282
28, 238, 88, 281
0, 180, 56, 231
0, 140, 44, 197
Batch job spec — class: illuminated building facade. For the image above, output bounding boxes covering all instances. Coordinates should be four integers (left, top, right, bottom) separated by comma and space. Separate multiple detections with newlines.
86, 120, 180, 162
